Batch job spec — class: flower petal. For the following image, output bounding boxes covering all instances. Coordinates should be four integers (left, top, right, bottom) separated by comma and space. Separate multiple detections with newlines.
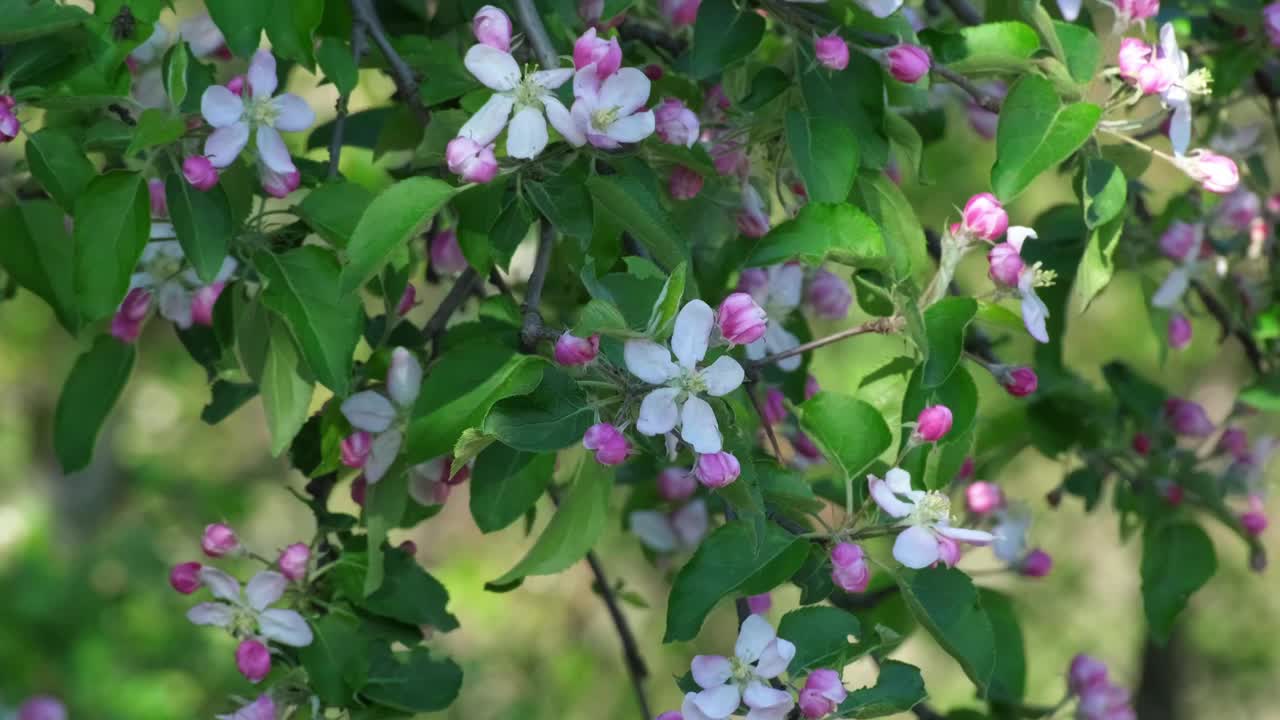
507, 105, 549, 159
205, 122, 250, 168
157, 282, 193, 328
458, 93, 516, 146
764, 323, 801, 372
885, 467, 913, 494
701, 356, 745, 397
671, 499, 709, 547
1056, 0, 1082, 20
743, 680, 795, 717
672, 300, 714, 369
606, 110, 655, 143
532, 67, 574, 89
1151, 267, 1190, 308
248, 50, 278, 98
1005, 226, 1037, 252
682, 692, 718, 720
187, 602, 235, 627
859, 0, 903, 16
869, 476, 914, 518
599, 67, 652, 116
341, 391, 396, 432
1019, 288, 1050, 344
753, 638, 795, 679
544, 95, 586, 147
199, 567, 241, 601
271, 93, 315, 132
691, 654, 734, 689
630, 511, 678, 552
465, 44, 521, 91
365, 430, 403, 484
769, 264, 805, 310
624, 340, 679, 384
680, 395, 722, 454
258, 608, 314, 646
637, 387, 681, 437
245, 570, 287, 610
1168, 101, 1191, 157
936, 524, 996, 546
893, 525, 941, 569
693, 684, 741, 720
735, 614, 777, 664
256, 125, 296, 174
201, 85, 244, 128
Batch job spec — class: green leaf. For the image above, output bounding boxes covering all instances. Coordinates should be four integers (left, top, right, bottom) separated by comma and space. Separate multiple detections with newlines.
340, 176, 457, 293
165, 174, 233, 283
255, 246, 363, 395
266, 0, 324, 68
645, 262, 687, 339
163, 43, 192, 108
317, 36, 359, 96
1141, 522, 1216, 644
974, 300, 1025, 334
884, 112, 927, 184
991, 75, 1101, 202
575, 299, 632, 336
297, 614, 368, 706
777, 606, 861, 673
664, 520, 808, 642
0, 202, 78, 333
1054, 21, 1100, 84
126, 109, 187, 156
204, 0, 268, 57
526, 173, 595, 240
1080, 157, 1126, 229
261, 321, 315, 457
838, 660, 927, 718
747, 202, 886, 269
296, 181, 375, 248
740, 66, 789, 111
980, 589, 1027, 701
852, 172, 926, 281
691, 0, 764, 79
405, 343, 545, 463
895, 567, 997, 695
489, 458, 613, 586
25, 128, 95, 211
1074, 207, 1125, 312
587, 174, 685, 270
469, 445, 555, 533
933, 22, 1041, 74
364, 647, 462, 713
336, 550, 459, 631
801, 57, 888, 169
73, 172, 150, 322
482, 367, 595, 452
922, 297, 977, 387
54, 336, 135, 473
796, 393, 893, 481
787, 111, 859, 204
0, 0, 89, 43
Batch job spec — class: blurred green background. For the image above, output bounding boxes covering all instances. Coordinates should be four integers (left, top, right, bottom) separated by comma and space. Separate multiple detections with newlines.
3, 28, 1279, 720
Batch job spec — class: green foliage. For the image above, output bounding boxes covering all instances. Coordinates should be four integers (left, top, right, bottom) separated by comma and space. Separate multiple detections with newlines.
777, 606, 862, 673
796, 393, 893, 482
1141, 522, 1217, 644
838, 660, 927, 717
340, 177, 457, 293
469, 445, 555, 533
747, 203, 886, 269
991, 75, 1101, 201
691, 0, 764, 79
73, 172, 150, 322
54, 336, 135, 473
787, 111, 859, 204
928, 22, 1041, 74
165, 175, 233, 283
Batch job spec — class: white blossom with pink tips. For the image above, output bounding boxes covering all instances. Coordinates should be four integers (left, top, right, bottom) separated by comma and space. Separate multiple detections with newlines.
457, 44, 583, 159
869, 467, 994, 569
126, 238, 236, 329
570, 64, 656, 149
685, 614, 796, 720
201, 50, 315, 175
341, 348, 423, 483
186, 568, 313, 648
630, 499, 709, 553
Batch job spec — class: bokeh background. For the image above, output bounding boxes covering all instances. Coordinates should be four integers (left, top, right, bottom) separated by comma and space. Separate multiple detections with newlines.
3, 8, 1279, 720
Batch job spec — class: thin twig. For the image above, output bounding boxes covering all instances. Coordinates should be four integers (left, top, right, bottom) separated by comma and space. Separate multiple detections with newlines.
747, 379, 785, 463
932, 64, 1003, 113
617, 19, 688, 56
584, 551, 653, 720
350, 0, 430, 124
748, 317, 903, 369
1189, 278, 1265, 374
107, 103, 136, 126
942, 0, 983, 25
327, 18, 368, 179
513, 0, 560, 69
422, 268, 479, 350
520, 223, 556, 351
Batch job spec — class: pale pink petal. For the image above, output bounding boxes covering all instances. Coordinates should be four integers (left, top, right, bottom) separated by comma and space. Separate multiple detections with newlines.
671, 499, 709, 547
245, 570, 287, 610
735, 614, 777, 664
458, 93, 515, 146
624, 340, 679, 384
893, 525, 941, 569
630, 510, 678, 552
693, 684, 741, 719
770, 264, 805, 309
1152, 267, 1190, 308
506, 106, 548, 159
248, 50, 279, 99
743, 680, 795, 719
531, 67, 573, 90
680, 396, 722, 454
201, 85, 244, 128
1168, 101, 1191, 157
869, 476, 914, 518
271, 94, 315, 132
1020, 288, 1050, 344
1005, 226, 1037, 252
464, 45, 521, 91
544, 95, 586, 147
606, 110, 656, 143
365, 430, 403, 484
637, 387, 681, 437
885, 467, 913, 494
258, 608, 314, 646
573, 63, 602, 102
700, 356, 745, 397
341, 392, 396, 432
691, 654, 734, 689
936, 524, 996, 546
198, 567, 241, 601
256, 125, 295, 174
672, 300, 714, 369
753, 637, 795, 679
1057, 0, 1082, 20
204, 122, 250, 167
599, 67, 651, 116
682, 692, 718, 720
187, 602, 235, 627
157, 282, 193, 328
763, 322, 801, 372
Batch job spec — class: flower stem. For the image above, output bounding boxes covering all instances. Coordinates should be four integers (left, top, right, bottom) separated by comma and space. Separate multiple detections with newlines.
747, 316, 903, 369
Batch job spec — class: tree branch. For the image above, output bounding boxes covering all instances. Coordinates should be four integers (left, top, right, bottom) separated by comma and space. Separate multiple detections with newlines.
327, 18, 368, 179
1189, 278, 1265, 375
931, 64, 1003, 112
618, 19, 688, 56
584, 551, 653, 720
422, 267, 479, 351
513, 0, 560, 69
350, 0, 430, 124
520, 223, 556, 351
747, 317, 903, 369
746, 378, 784, 462
941, 0, 983, 25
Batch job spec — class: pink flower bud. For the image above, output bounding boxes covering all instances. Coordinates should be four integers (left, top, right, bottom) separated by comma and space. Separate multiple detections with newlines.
260, 167, 301, 198
1020, 548, 1053, 578
583, 423, 630, 465
0, 95, 14, 111
1135, 59, 1176, 94
669, 165, 704, 200
711, 138, 748, 178
397, 284, 418, 316
473, 5, 513, 51
17, 697, 66, 720
657, 467, 698, 502
170, 561, 202, 594
914, 405, 953, 442
1218, 427, 1250, 462
830, 542, 870, 592
805, 269, 852, 319
987, 242, 1025, 287
936, 535, 961, 567
957, 456, 975, 482
1132, 432, 1151, 456
350, 475, 367, 506
962, 193, 1008, 241
444, 457, 471, 486
387, 347, 423, 408
236, 638, 272, 683
1160, 481, 1184, 506
815, 33, 850, 71
111, 288, 152, 343
1163, 397, 1214, 437
429, 228, 468, 275
885, 44, 930, 83
762, 388, 787, 426
966, 481, 1004, 514
201, 523, 239, 557
644, 63, 664, 80
717, 292, 768, 345
445, 136, 499, 184
746, 593, 772, 614
0, 103, 21, 144
737, 186, 771, 238
1001, 366, 1038, 397
654, 98, 700, 148
660, 0, 701, 26
1219, 191, 1261, 232
1069, 654, 1110, 695
191, 282, 226, 326
655, 713, 682, 720
573, 28, 622, 78
805, 374, 821, 400
554, 333, 600, 365
1158, 221, 1206, 262
1114, 0, 1159, 25
694, 451, 741, 488
399, 539, 418, 554
1117, 38, 1152, 81
793, 431, 823, 461
967, 97, 999, 140
1242, 506, 1269, 535
799, 668, 847, 718
278, 543, 310, 581
183, 155, 219, 190
1182, 151, 1240, 194
148, 178, 168, 217
341, 431, 372, 468
1267, 2, 1280, 47
1167, 313, 1192, 350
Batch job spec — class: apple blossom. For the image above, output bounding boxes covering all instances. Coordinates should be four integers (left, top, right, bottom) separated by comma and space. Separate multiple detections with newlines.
408, 456, 467, 506
573, 28, 622, 77
687, 614, 796, 720
0, 97, 20, 143
869, 467, 994, 568
429, 229, 468, 275
716, 292, 768, 345
1163, 397, 1214, 437
1241, 495, 1268, 535
1117, 38, 1151, 82
458, 44, 581, 159
670, 166, 705, 199
17, 697, 66, 720
736, 185, 772, 238
191, 282, 226, 326
815, 34, 849, 71
123, 239, 238, 330
913, 405, 953, 442
855, 0, 903, 18
180, 13, 229, 59
226, 74, 246, 96
555, 332, 601, 365
988, 240, 1026, 287
961, 193, 1009, 241
746, 593, 772, 614
1056, 0, 1082, 20
1168, 313, 1192, 350
654, 98, 700, 147
201, 50, 316, 174
397, 284, 418, 316
830, 542, 871, 592
1219, 427, 1250, 462
1000, 366, 1038, 397
111, 288, 152, 343
203, 523, 239, 557
630, 499, 709, 552
742, 264, 805, 372
625, 300, 745, 452
658, 467, 698, 502
147, 178, 167, 217
171, 561, 203, 594
583, 423, 631, 465
805, 269, 852, 319
966, 482, 1004, 514
472, 5, 513, 51
1266, 2, 1280, 47
187, 568, 314, 650
340, 347, 423, 482
341, 431, 372, 468
885, 44, 931, 83
1108, 0, 1159, 29
1020, 548, 1053, 578
570, 64, 656, 149
1177, 150, 1240, 194
278, 543, 310, 582
798, 669, 847, 718
711, 136, 749, 178
1069, 654, 1110, 695
936, 535, 962, 567
445, 136, 500, 183
236, 638, 272, 682
183, 155, 220, 190
216, 695, 276, 720
1017, 256, 1053, 344
694, 451, 741, 488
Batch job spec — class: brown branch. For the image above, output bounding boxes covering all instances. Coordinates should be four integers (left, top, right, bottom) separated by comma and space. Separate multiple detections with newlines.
747, 317, 903, 369
747, 378, 784, 463
1189, 278, 1265, 375
349, 0, 429, 124
584, 551, 653, 720
520, 223, 555, 351
932, 64, 1003, 113
513, 0, 560, 69
327, 18, 368, 179
422, 267, 479, 351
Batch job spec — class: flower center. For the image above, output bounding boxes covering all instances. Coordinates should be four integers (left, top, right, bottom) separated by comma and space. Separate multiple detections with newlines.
145, 252, 183, 282
729, 655, 755, 685
676, 369, 707, 395
247, 97, 279, 127
909, 491, 952, 526
591, 106, 620, 130
1182, 68, 1212, 96
513, 76, 545, 109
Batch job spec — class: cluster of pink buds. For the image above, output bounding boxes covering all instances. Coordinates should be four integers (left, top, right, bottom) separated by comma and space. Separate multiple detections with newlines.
798, 668, 848, 718
630, 468, 709, 553
1069, 654, 1136, 720
0, 96, 21, 143
830, 542, 871, 592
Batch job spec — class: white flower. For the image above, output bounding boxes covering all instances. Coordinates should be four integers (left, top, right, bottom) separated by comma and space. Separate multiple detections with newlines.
630, 499, 708, 553
1056, 0, 1082, 20
869, 467, 994, 569
570, 64, 656, 149
686, 614, 797, 720
1152, 224, 1205, 309
1153, 23, 1209, 157
991, 503, 1031, 563
341, 348, 423, 483
201, 50, 316, 171
179, 12, 227, 59
130, 237, 237, 328
743, 265, 804, 372
625, 301, 745, 454
187, 568, 313, 647
1017, 266, 1050, 344
853, 0, 903, 16
458, 44, 583, 159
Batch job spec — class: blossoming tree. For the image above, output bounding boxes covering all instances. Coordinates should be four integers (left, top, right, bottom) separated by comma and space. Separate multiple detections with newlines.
1, 0, 1277, 717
